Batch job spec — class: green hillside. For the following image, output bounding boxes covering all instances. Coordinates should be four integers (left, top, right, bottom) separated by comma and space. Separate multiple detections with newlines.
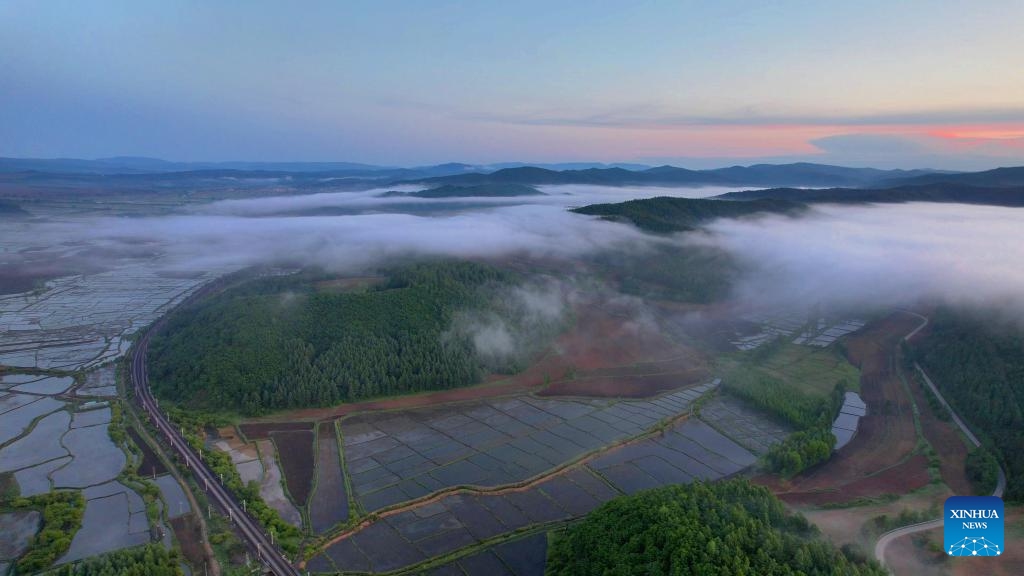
547, 479, 885, 575
572, 196, 805, 233
911, 308, 1024, 501
148, 261, 549, 415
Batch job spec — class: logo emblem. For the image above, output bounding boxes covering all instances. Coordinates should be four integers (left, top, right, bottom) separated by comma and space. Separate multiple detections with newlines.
944, 496, 1004, 557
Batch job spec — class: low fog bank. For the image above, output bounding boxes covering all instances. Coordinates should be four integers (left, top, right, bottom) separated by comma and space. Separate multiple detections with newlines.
196, 184, 738, 217
6, 185, 1024, 327
697, 202, 1024, 321
7, 202, 653, 278
448, 278, 572, 370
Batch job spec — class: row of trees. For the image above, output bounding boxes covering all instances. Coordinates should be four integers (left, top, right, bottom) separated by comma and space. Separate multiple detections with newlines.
149, 262, 520, 415
724, 368, 848, 476
166, 407, 303, 555
41, 545, 182, 576
911, 307, 1024, 500
547, 479, 885, 575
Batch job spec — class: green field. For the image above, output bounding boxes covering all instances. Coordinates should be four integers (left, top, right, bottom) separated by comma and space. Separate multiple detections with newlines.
718, 339, 860, 400
715, 339, 860, 476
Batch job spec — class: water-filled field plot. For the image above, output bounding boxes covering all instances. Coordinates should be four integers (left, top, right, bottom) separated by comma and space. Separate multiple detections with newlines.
77, 364, 118, 397
310, 407, 762, 574
155, 474, 191, 519
0, 510, 41, 565
70, 406, 111, 429
0, 410, 71, 472
427, 531, 548, 576
0, 396, 65, 445
308, 422, 349, 533
314, 467, 601, 574
58, 481, 149, 564
272, 430, 315, 507
13, 456, 70, 497
697, 395, 793, 456
211, 426, 304, 526
10, 376, 74, 395
0, 264, 210, 371
340, 382, 715, 513
52, 423, 126, 488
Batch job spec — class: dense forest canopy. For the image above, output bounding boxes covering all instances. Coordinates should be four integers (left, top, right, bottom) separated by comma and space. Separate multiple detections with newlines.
572, 196, 805, 233
911, 307, 1024, 501
149, 261, 558, 415
547, 479, 885, 576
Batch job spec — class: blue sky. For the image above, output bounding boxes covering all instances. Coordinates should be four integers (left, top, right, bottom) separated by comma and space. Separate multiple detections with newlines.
2, 1, 1023, 168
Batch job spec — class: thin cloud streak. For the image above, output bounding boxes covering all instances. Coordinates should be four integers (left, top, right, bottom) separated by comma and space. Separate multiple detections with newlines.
470, 106, 1024, 129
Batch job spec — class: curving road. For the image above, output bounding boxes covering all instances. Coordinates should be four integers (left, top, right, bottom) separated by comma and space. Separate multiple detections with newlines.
130, 327, 300, 576
873, 312, 1006, 571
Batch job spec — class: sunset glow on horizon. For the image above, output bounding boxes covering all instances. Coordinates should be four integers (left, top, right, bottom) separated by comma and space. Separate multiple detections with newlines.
2, 0, 1023, 169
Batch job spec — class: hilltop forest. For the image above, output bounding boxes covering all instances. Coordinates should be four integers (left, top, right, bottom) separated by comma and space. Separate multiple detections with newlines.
547, 480, 885, 576
148, 261, 550, 415
572, 196, 804, 233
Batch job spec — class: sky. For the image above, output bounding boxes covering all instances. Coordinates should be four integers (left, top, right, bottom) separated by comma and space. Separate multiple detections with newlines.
2, 0, 1023, 169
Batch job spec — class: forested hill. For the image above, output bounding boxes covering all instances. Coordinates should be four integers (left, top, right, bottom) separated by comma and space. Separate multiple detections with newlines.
911, 308, 1024, 501
148, 262, 553, 415
547, 479, 885, 575
716, 183, 1024, 207
571, 196, 805, 233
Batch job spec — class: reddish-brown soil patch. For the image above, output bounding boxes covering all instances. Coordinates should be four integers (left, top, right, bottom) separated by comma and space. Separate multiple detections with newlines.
774, 455, 931, 506
238, 421, 313, 440
886, 507, 1024, 576
885, 527, 951, 576
266, 300, 706, 422
272, 430, 315, 506
127, 426, 167, 477
908, 371, 973, 496
539, 369, 707, 398
759, 313, 928, 504
314, 276, 386, 293
170, 513, 207, 571
949, 506, 1024, 576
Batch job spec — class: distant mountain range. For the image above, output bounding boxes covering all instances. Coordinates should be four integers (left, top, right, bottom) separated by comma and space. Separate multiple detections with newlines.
416, 163, 943, 189
2, 156, 1024, 201
716, 182, 1024, 207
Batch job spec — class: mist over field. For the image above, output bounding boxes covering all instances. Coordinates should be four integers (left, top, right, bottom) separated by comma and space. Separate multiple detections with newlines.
7, 186, 1024, 321
698, 202, 1024, 318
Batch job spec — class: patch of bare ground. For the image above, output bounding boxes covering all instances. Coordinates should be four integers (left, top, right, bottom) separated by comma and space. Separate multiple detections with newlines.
266, 300, 707, 423
170, 513, 208, 571
759, 313, 928, 506
883, 508, 1024, 576
908, 369, 974, 496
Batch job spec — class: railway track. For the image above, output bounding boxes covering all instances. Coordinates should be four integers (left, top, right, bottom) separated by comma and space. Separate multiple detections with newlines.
130, 328, 300, 576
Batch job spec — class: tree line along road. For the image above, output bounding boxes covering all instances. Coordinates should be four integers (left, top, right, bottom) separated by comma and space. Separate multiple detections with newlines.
872, 311, 1006, 572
